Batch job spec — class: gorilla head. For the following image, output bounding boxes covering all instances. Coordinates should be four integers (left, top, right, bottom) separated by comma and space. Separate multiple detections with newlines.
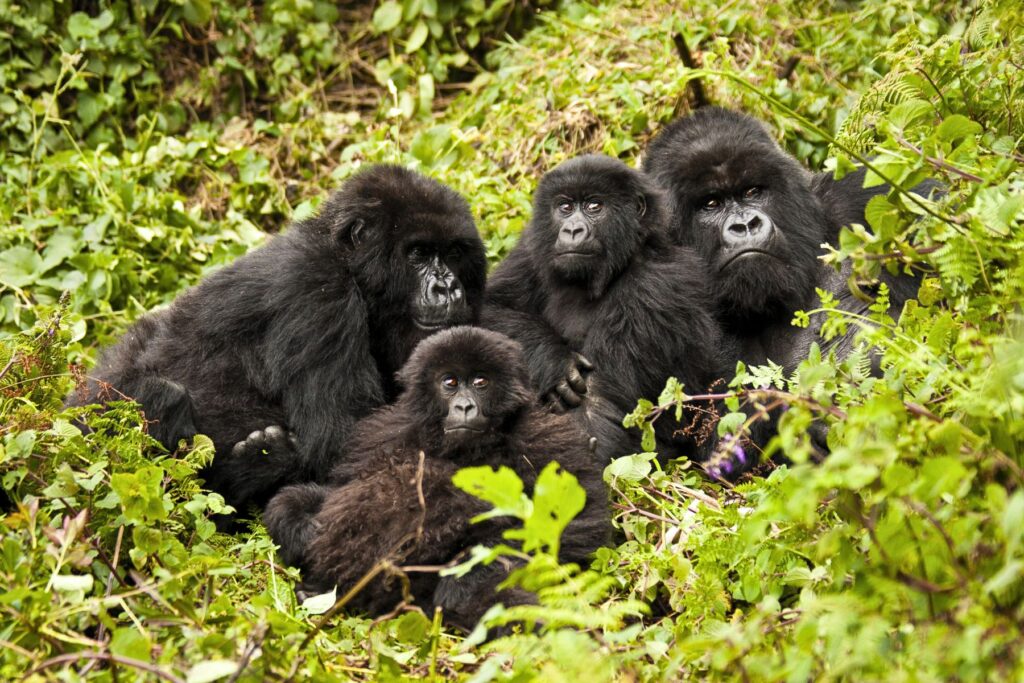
396, 326, 534, 454
312, 165, 487, 376
643, 108, 827, 328
528, 154, 668, 298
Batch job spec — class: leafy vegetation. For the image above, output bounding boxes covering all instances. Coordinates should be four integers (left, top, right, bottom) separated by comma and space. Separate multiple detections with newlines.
2, 0, 1022, 680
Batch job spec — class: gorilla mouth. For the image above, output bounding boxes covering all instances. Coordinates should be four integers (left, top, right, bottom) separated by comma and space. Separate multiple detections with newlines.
444, 426, 485, 434
414, 319, 449, 331
720, 249, 780, 270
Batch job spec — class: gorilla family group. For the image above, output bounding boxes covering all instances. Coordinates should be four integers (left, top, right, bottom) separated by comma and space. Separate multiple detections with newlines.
68, 107, 920, 629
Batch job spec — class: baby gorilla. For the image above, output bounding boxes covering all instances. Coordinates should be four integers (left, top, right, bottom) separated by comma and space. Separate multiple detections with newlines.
484, 155, 730, 461
263, 327, 611, 630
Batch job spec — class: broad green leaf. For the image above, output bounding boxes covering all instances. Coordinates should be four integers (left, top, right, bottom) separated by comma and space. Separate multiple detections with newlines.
186, 660, 238, 683
373, 1, 404, 33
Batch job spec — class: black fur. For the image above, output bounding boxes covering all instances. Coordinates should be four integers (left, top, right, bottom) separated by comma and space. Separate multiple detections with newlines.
67, 165, 486, 513
643, 107, 930, 476
263, 327, 611, 630
643, 107, 921, 371
483, 155, 730, 461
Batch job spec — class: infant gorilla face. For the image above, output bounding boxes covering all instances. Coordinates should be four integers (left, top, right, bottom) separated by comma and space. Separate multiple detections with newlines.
399, 326, 536, 454
438, 368, 494, 446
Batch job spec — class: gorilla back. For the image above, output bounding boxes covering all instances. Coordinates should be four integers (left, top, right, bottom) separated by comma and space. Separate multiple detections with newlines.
66, 165, 487, 514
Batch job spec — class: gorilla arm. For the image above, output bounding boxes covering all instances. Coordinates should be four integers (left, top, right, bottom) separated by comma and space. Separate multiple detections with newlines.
484, 245, 593, 410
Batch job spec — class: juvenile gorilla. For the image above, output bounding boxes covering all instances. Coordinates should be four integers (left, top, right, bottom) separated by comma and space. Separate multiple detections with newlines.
263, 327, 611, 630
484, 155, 730, 461
643, 107, 919, 371
67, 165, 486, 513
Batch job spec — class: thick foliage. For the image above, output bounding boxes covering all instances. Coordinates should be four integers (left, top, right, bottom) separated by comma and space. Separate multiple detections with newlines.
1, 0, 1022, 681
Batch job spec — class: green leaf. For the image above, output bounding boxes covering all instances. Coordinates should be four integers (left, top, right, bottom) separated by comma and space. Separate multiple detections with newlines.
452, 465, 528, 519
604, 453, 655, 483
0, 246, 42, 288
506, 462, 586, 556
394, 611, 432, 643
51, 574, 94, 593
936, 114, 982, 143
110, 466, 168, 524
410, 124, 452, 166
406, 20, 430, 52
186, 660, 238, 683
299, 587, 337, 615
110, 627, 152, 661
183, 0, 213, 25
373, 1, 404, 33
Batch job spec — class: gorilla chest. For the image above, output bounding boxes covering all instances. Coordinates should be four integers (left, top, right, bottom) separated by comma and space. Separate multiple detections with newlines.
542, 292, 603, 349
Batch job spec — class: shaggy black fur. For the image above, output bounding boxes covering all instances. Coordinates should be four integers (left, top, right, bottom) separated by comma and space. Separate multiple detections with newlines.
643, 107, 920, 371
643, 107, 930, 476
66, 165, 487, 513
263, 327, 611, 630
483, 155, 730, 461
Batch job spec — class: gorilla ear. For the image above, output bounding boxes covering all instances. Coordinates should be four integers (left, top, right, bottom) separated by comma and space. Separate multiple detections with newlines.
635, 194, 647, 218
337, 217, 367, 247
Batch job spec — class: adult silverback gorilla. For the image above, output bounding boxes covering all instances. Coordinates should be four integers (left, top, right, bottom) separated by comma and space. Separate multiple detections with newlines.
67, 165, 486, 513
642, 107, 920, 372
483, 155, 730, 461
264, 327, 610, 630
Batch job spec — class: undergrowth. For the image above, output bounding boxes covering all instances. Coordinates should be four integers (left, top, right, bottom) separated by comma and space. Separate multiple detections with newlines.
1, 0, 1022, 680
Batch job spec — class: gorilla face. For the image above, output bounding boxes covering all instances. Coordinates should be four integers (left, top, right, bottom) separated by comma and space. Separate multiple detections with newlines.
529, 154, 664, 298
398, 327, 534, 455
643, 108, 828, 328
324, 165, 488, 378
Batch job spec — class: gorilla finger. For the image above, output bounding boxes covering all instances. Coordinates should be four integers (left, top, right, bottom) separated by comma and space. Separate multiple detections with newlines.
588, 437, 598, 454
230, 440, 247, 459
544, 392, 567, 413
566, 365, 588, 395
573, 353, 594, 372
554, 381, 584, 408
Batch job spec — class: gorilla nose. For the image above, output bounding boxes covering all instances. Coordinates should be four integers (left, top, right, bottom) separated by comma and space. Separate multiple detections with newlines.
723, 210, 772, 248
563, 225, 586, 242
428, 277, 464, 305
452, 397, 478, 419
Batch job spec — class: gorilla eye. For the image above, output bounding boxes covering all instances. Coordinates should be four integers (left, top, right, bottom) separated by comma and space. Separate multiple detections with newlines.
408, 245, 427, 260
557, 201, 574, 215
585, 200, 603, 214
446, 244, 463, 259
471, 376, 489, 389
701, 197, 721, 211
744, 186, 763, 199
441, 374, 459, 390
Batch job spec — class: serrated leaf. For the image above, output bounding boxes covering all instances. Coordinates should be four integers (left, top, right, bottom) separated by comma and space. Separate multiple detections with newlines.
452, 465, 527, 519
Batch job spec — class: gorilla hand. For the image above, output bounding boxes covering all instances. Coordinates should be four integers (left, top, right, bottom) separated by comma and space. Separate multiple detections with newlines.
230, 425, 298, 461
544, 352, 594, 412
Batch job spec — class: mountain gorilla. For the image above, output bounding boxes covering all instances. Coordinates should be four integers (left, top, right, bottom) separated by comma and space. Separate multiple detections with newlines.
483, 155, 730, 461
643, 107, 921, 369
643, 107, 929, 476
264, 327, 610, 630
67, 165, 486, 514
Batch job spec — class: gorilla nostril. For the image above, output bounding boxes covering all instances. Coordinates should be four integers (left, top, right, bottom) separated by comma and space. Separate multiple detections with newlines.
727, 222, 747, 235
747, 215, 762, 232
